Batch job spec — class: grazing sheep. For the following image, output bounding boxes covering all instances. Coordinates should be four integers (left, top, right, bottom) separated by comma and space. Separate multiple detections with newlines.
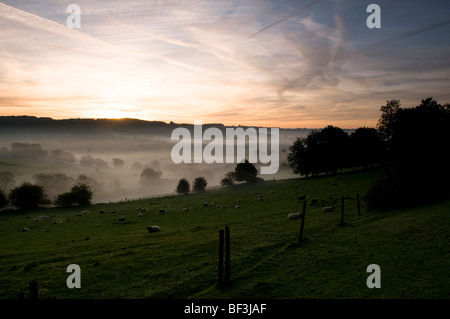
235, 205, 240, 209
310, 198, 319, 204
138, 213, 143, 217
40, 216, 49, 219
76, 213, 83, 216
183, 208, 189, 212
257, 196, 262, 201
99, 210, 105, 214
270, 191, 276, 194
140, 208, 146, 212
287, 213, 303, 220
202, 202, 208, 208
147, 225, 161, 233
118, 216, 126, 222
52, 221, 58, 224
322, 206, 335, 212
136, 207, 141, 210
21, 227, 30, 232
34, 218, 39, 222
298, 195, 306, 200
222, 205, 227, 209
82, 211, 88, 215
159, 209, 165, 213
186, 202, 190, 205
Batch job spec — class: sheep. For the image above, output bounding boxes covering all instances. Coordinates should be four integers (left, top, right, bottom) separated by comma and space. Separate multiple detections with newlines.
118, 216, 126, 222
298, 194, 306, 200
202, 202, 208, 208
34, 218, 39, 222
40, 216, 49, 219
322, 206, 335, 212
99, 210, 105, 214
235, 205, 240, 209
257, 196, 262, 201
140, 208, 147, 212
147, 225, 161, 233
138, 213, 143, 217
159, 209, 165, 213
76, 213, 83, 216
183, 208, 189, 212
287, 213, 303, 220
310, 198, 319, 205
136, 207, 141, 210
52, 221, 58, 224
270, 191, 276, 194
186, 202, 190, 205
82, 211, 88, 215
21, 227, 30, 232
222, 205, 227, 209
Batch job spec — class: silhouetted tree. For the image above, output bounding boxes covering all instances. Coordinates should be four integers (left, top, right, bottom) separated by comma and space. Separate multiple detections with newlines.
192, 177, 207, 192
176, 178, 190, 194
350, 127, 385, 169
377, 99, 401, 141
55, 183, 93, 207
367, 97, 450, 210
9, 182, 50, 210
235, 160, 258, 183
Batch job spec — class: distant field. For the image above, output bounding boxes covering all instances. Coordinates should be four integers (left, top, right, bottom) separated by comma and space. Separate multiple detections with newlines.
0, 169, 449, 299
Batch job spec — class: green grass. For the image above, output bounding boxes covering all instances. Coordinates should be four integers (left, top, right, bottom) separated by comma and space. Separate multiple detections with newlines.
0, 169, 449, 299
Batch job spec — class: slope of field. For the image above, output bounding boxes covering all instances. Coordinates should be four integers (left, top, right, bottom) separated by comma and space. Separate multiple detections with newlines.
0, 169, 448, 299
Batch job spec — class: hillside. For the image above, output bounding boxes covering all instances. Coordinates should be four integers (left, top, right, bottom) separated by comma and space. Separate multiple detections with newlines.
0, 169, 448, 299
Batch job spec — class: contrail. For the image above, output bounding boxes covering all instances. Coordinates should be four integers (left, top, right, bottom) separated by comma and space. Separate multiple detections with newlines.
349, 18, 450, 56
247, 0, 327, 40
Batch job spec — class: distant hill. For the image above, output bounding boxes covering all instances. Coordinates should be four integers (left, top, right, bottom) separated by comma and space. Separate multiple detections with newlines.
0, 116, 319, 136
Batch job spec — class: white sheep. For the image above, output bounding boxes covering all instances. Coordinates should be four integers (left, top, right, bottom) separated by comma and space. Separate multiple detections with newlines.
287, 213, 303, 220
147, 225, 161, 233
183, 208, 189, 212
138, 213, 143, 217
21, 227, 30, 232
322, 206, 335, 212
235, 205, 240, 209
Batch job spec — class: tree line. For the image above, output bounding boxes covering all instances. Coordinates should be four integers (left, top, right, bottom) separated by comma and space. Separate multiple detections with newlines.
287, 97, 450, 210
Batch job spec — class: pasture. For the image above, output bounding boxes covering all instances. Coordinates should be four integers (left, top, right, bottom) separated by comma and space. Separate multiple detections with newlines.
0, 169, 448, 299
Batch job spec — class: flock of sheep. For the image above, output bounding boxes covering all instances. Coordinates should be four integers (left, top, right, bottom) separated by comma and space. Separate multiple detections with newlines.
20, 180, 341, 233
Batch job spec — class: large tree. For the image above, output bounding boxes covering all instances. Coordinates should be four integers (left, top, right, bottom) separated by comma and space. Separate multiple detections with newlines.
9, 182, 50, 210
192, 177, 207, 192
234, 160, 258, 183
176, 178, 190, 194
367, 97, 450, 209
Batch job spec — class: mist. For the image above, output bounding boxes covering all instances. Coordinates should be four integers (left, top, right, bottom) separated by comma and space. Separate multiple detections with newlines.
0, 117, 309, 204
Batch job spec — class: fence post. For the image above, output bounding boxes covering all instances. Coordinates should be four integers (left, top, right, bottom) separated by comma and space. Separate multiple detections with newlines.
218, 229, 224, 288
30, 280, 39, 300
357, 193, 361, 216
340, 195, 345, 225
225, 226, 230, 285
298, 199, 306, 242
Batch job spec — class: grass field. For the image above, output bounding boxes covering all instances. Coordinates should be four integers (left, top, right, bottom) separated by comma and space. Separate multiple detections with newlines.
0, 169, 449, 299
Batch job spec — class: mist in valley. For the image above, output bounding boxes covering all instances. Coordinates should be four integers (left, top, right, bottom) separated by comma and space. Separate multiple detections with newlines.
0, 118, 307, 205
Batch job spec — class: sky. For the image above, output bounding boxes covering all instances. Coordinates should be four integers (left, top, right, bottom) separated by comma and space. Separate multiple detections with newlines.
0, 0, 449, 129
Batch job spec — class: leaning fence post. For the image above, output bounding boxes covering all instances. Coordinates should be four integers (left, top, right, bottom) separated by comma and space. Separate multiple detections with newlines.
340, 195, 345, 225
30, 280, 39, 300
298, 199, 306, 242
224, 226, 230, 285
218, 229, 224, 288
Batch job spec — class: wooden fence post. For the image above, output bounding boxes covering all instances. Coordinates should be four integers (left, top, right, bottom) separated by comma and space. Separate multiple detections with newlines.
218, 229, 224, 288
224, 226, 230, 285
298, 199, 306, 242
357, 193, 361, 216
340, 195, 345, 225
